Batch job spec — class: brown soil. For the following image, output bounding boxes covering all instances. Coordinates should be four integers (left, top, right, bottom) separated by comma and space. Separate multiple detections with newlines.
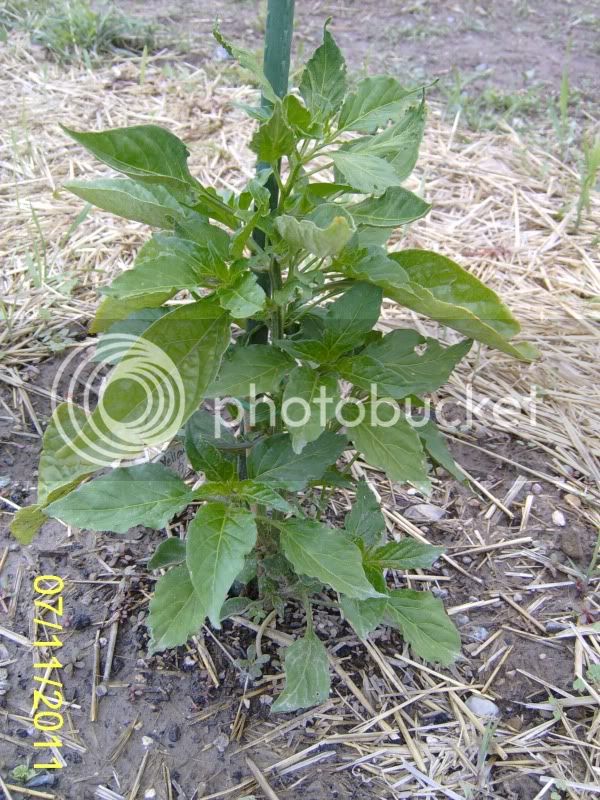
1, 354, 597, 799
123, 0, 599, 104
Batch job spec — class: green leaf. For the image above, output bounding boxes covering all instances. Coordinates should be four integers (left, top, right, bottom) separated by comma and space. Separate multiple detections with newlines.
213, 27, 278, 104
345, 402, 430, 488
148, 537, 186, 569
339, 595, 387, 638
90, 294, 173, 334
280, 518, 381, 599
206, 344, 294, 398
338, 329, 471, 398
185, 410, 237, 482
299, 23, 347, 122
219, 596, 258, 621
331, 152, 403, 194
418, 420, 466, 483
385, 589, 461, 666
186, 503, 257, 627
322, 282, 382, 353
344, 479, 385, 547
185, 422, 237, 481
63, 124, 198, 200
45, 464, 193, 533
367, 539, 443, 570
250, 103, 295, 163
283, 366, 338, 454
349, 250, 537, 360
9, 505, 47, 545
94, 308, 170, 365
148, 565, 206, 653
38, 300, 230, 500
283, 94, 321, 138
218, 270, 267, 318
275, 338, 334, 365
338, 76, 420, 133
103, 234, 228, 300
194, 480, 292, 513
346, 187, 430, 227
247, 432, 347, 490
64, 178, 188, 227
345, 101, 426, 182
276, 210, 354, 257
272, 631, 331, 713
37, 402, 92, 505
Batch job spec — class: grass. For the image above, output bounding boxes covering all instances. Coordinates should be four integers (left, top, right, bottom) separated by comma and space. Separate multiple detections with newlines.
0, 0, 156, 64
576, 134, 600, 230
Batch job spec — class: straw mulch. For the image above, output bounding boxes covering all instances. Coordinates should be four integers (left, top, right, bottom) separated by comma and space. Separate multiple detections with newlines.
1, 31, 599, 800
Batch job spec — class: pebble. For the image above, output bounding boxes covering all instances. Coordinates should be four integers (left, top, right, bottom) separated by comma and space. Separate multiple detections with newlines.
545, 620, 566, 633
465, 695, 501, 718
213, 732, 229, 753
142, 736, 154, 748
404, 503, 445, 522
513, 593, 523, 602
144, 790, 157, 799
469, 626, 489, 642
72, 612, 92, 630
95, 684, 108, 698
455, 614, 470, 627
560, 529, 583, 561
27, 774, 57, 788
167, 724, 181, 743
552, 510, 566, 527
532, 483, 543, 495
432, 588, 449, 599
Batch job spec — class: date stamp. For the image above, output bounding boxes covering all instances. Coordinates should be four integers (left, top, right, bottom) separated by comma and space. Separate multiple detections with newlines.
31, 575, 66, 770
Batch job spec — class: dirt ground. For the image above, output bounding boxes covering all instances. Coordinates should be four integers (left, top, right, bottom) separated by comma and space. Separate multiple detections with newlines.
122, 0, 600, 106
0, 2, 599, 799
1, 356, 597, 799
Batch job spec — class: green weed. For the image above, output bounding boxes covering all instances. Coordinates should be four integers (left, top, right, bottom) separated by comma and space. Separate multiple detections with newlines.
1, 0, 156, 64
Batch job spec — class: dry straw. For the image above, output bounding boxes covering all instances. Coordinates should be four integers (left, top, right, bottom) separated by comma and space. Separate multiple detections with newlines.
1, 30, 599, 800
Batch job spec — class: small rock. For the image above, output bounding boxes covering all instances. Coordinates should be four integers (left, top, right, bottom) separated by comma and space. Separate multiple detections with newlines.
545, 620, 566, 633
96, 684, 108, 698
27, 774, 57, 788
432, 588, 449, 599
213, 732, 229, 753
513, 593, 523, 602
532, 483, 543, 495
465, 695, 501, 718
144, 790, 157, 799
404, 503, 445, 522
506, 715, 523, 731
455, 614, 470, 627
167, 724, 181, 743
142, 736, 154, 748
552, 510, 566, 527
72, 612, 92, 630
559, 529, 584, 561
469, 626, 489, 642
564, 494, 581, 509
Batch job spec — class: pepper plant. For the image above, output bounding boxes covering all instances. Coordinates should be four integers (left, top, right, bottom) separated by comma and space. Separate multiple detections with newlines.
13, 26, 536, 711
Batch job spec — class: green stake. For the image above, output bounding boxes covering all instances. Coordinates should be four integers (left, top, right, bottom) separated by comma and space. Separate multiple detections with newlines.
250, 0, 295, 338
